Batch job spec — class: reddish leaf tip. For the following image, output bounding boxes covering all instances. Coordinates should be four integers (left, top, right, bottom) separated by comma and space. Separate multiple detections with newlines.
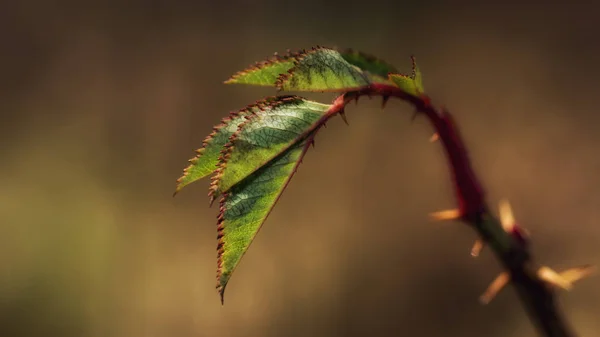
410, 55, 418, 77
216, 194, 228, 304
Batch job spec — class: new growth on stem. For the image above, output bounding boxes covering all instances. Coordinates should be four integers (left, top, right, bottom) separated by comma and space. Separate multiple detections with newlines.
173, 46, 594, 337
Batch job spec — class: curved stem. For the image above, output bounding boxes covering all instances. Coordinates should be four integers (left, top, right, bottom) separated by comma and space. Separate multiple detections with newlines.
326, 83, 576, 337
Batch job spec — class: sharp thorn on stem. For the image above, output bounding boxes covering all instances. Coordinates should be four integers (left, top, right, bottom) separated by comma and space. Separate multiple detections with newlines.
381, 95, 390, 109
499, 199, 531, 240
471, 239, 485, 257
410, 110, 419, 123
429, 209, 461, 221
480, 272, 510, 304
559, 265, 596, 284
429, 133, 439, 142
537, 266, 573, 291
339, 110, 349, 126
499, 199, 515, 232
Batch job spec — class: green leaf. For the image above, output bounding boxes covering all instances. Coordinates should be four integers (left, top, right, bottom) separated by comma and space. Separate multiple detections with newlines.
389, 74, 420, 96
209, 96, 331, 201
216, 132, 316, 303
388, 56, 425, 97
276, 47, 371, 91
224, 47, 373, 91
338, 48, 398, 83
224, 51, 300, 86
412, 56, 424, 93
174, 97, 282, 195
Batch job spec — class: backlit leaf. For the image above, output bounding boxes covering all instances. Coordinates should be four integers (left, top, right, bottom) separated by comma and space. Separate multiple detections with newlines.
174, 97, 282, 195
388, 56, 425, 97
224, 51, 300, 86
175, 48, 438, 304
339, 48, 398, 84
389, 74, 419, 96
276, 47, 370, 91
413, 57, 424, 93
216, 132, 317, 303
210, 96, 331, 201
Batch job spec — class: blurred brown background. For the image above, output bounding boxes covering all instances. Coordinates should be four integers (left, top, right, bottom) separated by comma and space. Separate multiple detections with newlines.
1, 0, 599, 336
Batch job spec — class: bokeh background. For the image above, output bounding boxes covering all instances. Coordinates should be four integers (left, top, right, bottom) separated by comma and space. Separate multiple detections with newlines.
1, 0, 599, 336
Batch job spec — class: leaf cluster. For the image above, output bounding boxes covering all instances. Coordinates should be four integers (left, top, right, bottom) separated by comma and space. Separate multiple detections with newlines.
174, 46, 425, 302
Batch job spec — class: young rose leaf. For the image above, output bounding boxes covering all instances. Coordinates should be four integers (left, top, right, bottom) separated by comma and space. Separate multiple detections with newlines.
338, 48, 398, 84
174, 97, 283, 195
216, 133, 316, 303
276, 47, 371, 92
389, 74, 420, 96
224, 51, 300, 86
210, 96, 331, 201
388, 56, 425, 97
413, 56, 424, 93
225, 47, 371, 92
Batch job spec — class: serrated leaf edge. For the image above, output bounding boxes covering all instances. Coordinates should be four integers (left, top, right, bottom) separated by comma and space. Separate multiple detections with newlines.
386, 55, 424, 96
215, 192, 228, 304
274, 46, 325, 89
215, 129, 320, 304
224, 49, 304, 85
274, 46, 369, 92
207, 95, 302, 204
173, 109, 248, 196
337, 48, 400, 74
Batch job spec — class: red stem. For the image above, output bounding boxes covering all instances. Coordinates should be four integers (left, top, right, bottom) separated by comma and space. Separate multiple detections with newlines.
329, 83, 486, 221
324, 83, 575, 337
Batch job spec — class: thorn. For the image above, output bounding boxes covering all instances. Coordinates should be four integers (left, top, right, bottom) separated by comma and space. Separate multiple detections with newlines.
310, 139, 315, 148
323, 122, 327, 128
499, 199, 515, 232
538, 266, 573, 290
410, 110, 419, 122
354, 95, 359, 105
471, 239, 485, 257
559, 265, 596, 284
381, 95, 390, 109
209, 195, 217, 207
339, 110, 349, 126
480, 272, 510, 304
172, 190, 179, 197
429, 209, 461, 221
429, 133, 439, 142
